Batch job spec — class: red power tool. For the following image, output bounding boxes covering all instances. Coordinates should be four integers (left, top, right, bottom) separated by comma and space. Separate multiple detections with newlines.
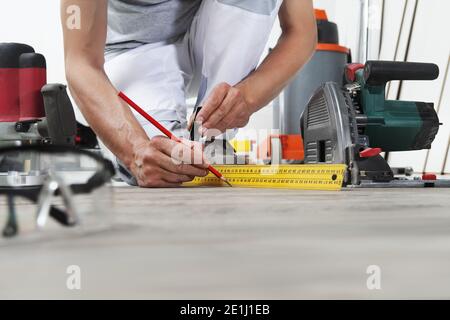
0, 43, 97, 147
0, 43, 46, 122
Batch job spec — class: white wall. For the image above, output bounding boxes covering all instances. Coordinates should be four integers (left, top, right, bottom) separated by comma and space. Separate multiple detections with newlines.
382, 0, 450, 174
1, 0, 449, 173
0, 1, 65, 85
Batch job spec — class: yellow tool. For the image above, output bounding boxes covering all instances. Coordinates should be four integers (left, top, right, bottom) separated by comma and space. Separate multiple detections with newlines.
230, 139, 253, 153
184, 164, 347, 191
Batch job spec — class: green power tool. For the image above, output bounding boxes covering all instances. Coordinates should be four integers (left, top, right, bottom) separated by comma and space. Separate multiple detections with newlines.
351, 61, 440, 151
301, 61, 443, 187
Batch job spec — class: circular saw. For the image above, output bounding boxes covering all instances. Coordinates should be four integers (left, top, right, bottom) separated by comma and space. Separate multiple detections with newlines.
301, 61, 443, 187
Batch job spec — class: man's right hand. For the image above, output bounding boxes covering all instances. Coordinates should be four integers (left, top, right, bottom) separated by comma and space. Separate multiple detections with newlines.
130, 136, 210, 187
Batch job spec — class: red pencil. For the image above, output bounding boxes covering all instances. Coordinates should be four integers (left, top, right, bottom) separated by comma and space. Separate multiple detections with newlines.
118, 91, 232, 187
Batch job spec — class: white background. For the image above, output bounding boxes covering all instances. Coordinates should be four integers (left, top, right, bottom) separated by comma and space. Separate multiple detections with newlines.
0, 0, 449, 173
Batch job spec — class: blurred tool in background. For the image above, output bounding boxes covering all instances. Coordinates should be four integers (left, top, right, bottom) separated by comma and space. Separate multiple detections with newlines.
273, 9, 351, 137
257, 134, 304, 165
0, 145, 115, 240
0, 43, 75, 147
0, 43, 101, 188
0, 43, 114, 241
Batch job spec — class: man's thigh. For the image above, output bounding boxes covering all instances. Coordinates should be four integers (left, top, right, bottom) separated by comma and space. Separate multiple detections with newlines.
105, 42, 189, 138
186, 0, 283, 104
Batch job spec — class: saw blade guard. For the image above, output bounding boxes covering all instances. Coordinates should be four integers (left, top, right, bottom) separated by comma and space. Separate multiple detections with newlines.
301, 82, 359, 182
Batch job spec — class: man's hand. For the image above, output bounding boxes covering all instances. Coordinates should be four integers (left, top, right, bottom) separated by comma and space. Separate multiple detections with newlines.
195, 83, 252, 136
130, 136, 209, 187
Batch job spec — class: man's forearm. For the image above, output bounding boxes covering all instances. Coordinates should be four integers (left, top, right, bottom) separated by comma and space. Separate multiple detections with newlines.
236, 29, 317, 113
66, 61, 149, 167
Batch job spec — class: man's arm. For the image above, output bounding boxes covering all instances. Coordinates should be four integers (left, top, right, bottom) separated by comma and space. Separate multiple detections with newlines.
61, 0, 208, 187
196, 0, 317, 134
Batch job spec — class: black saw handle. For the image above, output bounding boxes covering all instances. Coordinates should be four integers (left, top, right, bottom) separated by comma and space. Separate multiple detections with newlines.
364, 61, 440, 86
40, 84, 77, 145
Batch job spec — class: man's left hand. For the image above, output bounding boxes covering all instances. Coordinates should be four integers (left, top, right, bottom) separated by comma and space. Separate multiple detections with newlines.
195, 83, 253, 136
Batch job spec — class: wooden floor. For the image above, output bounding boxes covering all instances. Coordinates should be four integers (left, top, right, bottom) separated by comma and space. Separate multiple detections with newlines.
1, 186, 450, 299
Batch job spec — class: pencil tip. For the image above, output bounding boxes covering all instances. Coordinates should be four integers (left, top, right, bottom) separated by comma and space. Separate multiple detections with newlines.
221, 177, 232, 187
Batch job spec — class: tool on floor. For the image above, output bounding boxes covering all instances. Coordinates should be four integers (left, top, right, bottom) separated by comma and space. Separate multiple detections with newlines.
257, 134, 304, 164
301, 60, 449, 187
0, 43, 100, 188
0, 44, 114, 238
184, 164, 346, 191
0, 145, 115, 238
0, 43, 79, 147
118, 92, 232, 187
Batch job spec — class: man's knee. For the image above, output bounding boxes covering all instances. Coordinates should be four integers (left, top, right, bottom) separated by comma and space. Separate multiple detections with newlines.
216, 0, 280, 15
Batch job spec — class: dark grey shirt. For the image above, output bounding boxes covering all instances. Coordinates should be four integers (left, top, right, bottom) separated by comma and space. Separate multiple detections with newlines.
106, 0, 202, 51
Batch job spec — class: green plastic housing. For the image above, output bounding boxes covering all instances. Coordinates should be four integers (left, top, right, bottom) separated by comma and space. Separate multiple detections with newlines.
355, 70, 438, 151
